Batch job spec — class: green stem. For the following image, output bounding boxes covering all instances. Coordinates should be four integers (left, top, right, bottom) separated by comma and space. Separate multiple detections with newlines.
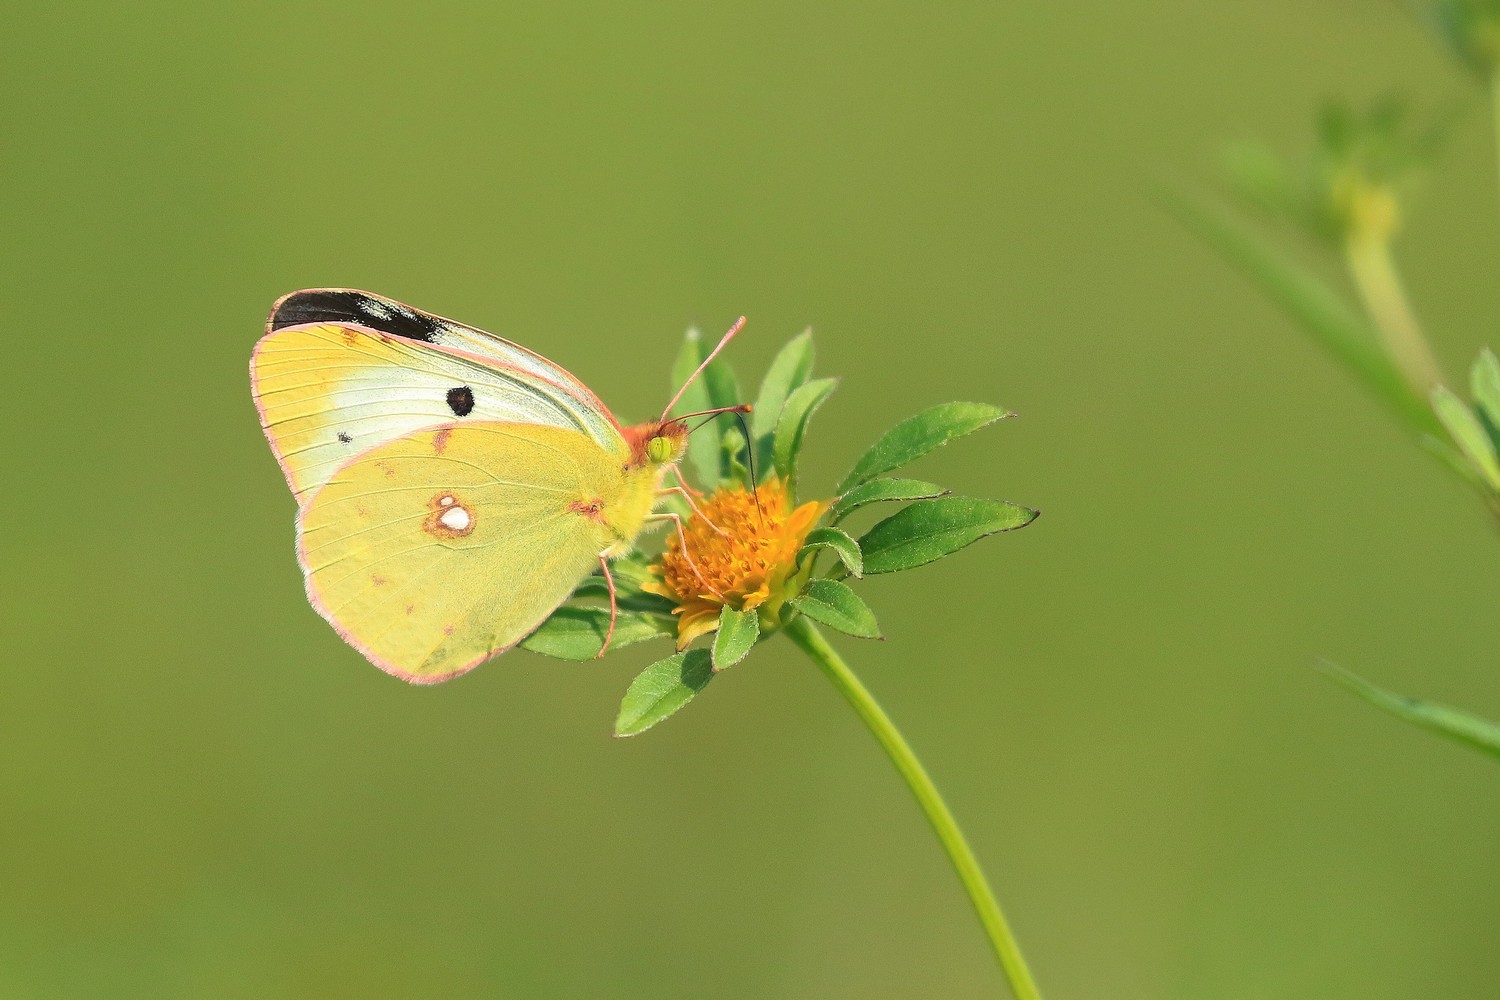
1491, 71, 1500, 214
1343, 235, 1444, 395
783, 615, 1043, 1000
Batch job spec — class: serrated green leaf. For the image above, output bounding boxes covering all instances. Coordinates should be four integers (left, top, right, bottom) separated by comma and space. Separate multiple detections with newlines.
1317, 662, 1500, 760
789, 579, 882, 639
836, 403, 1009, 495
859, 496, 1037, 574
670, 328, 720, 488
1470, 348, 1500, 449
712, 606, 759, 671
1432, 384, 1500, 491
753, 330, 814, 472
615, 650, 714, 737
800, 526, 863, 578
1159, 187, 1440, 438
773, 377, 838, 486
830, 478, 949, 522
522, 607, 673, 661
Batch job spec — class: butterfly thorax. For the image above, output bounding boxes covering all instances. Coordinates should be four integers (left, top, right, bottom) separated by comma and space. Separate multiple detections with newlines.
585, 419, 687, 559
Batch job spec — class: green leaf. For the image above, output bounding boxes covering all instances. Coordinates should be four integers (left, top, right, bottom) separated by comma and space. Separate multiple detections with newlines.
800, 526, 863, 578
712, 606, 759, 671
522, 607, 673, 661
571, 561, 677, 615
1469, 348, 1500, 449
836, 402, 1010, 495
704, 356, 747, 482
830, 477, 949, 522
859, 496, 1037, 574
790, 579, 882, 639
752, 330, 814, 472
1429, 1, 1500, 75
1417, 432, 1479, 487
703, 349, 743, 414
773, 377, 838, 486
1317, 662, 1500, 760
614, 650, 714, 737
1158, 187, 1440, 438
1222, 140, 1313, 236
670, 328, 720, 488
1431, 385, 1500, 491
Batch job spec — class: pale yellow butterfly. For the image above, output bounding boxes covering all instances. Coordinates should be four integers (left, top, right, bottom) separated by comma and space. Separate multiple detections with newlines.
251, 289, 744, 683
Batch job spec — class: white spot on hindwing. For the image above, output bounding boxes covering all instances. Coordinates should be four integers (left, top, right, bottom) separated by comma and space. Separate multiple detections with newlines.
425, 491, 476, 538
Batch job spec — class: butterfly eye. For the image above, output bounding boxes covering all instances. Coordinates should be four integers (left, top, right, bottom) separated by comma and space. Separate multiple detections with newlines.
645, 436, 675, 463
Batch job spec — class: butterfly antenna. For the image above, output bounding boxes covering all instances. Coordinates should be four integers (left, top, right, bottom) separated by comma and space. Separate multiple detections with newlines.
681, 408, 761, 523
675, 403, 752, 423
731, 410, 765, 524
660, 316, 748, 421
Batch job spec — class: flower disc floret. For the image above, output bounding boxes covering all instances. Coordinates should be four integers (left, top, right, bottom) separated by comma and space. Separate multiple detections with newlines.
645, 478, 825, 647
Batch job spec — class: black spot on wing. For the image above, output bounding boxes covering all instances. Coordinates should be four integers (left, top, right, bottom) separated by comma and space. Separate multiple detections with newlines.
337, 431, 352, 444
447, 386, 475, 417
269, 290, 442, 343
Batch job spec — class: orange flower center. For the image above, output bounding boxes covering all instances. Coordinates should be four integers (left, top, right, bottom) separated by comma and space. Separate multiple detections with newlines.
647, 479, 826, 646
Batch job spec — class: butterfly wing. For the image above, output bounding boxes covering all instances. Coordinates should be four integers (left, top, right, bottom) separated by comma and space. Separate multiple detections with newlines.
297, 421, 640, 683
254, 321, 627, 503
251, 290, 623, 505
265, 289, 610, 398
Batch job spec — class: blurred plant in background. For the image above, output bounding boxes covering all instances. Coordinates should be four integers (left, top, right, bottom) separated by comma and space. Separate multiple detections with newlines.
1168, 0, 1500, 758
521, 327, 1044, 997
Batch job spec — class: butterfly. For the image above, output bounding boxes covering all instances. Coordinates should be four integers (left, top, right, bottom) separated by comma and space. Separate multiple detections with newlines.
251, 289, 745, 684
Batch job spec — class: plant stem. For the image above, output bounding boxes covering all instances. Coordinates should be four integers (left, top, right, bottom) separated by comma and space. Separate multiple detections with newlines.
783, 615, 1043, 1000
1491, 71, 1500, 214
1343, 235, 1444, 395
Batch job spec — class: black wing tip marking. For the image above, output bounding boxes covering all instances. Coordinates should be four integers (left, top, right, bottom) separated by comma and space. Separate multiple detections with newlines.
269, 289, 442, 343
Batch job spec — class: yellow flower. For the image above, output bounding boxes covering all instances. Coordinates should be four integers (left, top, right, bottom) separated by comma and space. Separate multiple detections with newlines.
644, 478, 826, 648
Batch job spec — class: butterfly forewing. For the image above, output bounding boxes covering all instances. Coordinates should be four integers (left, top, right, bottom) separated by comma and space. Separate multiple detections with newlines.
268, 289, 614, 411
252, 321, 623, 504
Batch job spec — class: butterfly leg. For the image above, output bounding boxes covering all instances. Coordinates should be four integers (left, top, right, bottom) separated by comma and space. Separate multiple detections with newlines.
671, 462, 762, 527
646, 512, 725, 598
657, 483, 729, 536
596, 555, 618, 659
669, 465, 704, 500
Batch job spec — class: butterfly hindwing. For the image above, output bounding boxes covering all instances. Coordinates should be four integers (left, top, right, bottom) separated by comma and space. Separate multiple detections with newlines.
297, 421, 641, 683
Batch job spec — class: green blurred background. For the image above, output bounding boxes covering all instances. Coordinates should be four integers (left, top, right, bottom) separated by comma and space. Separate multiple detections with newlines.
5, 3, 1500, 997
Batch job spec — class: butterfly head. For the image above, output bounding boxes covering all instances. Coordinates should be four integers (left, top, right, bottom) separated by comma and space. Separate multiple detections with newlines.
626, 419, 690, 469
